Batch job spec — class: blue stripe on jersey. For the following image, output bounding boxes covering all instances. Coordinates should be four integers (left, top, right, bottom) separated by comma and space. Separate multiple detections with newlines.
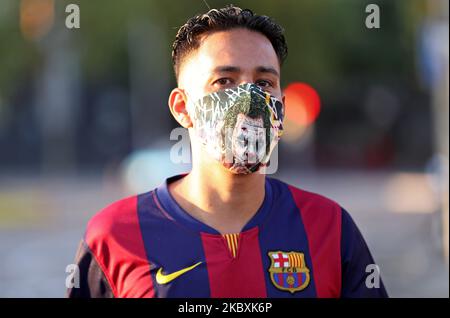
136, 191, 211, 297
258, 178, 317, 297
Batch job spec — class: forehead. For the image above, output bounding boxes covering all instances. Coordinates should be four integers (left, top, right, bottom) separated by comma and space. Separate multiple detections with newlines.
178, 28, 280, 83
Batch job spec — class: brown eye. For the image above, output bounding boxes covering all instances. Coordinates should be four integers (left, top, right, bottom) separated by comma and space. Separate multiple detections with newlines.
256, 80, 272, 89
214, 78, 233, 86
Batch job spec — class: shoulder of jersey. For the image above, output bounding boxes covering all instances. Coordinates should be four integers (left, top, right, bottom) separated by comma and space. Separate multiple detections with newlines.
84, 190, 153, 243
268, 177, 342, 215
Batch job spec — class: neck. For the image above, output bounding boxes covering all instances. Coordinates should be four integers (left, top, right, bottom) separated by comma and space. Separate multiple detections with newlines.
169, 159, 266, 234
189, 164, 265, 209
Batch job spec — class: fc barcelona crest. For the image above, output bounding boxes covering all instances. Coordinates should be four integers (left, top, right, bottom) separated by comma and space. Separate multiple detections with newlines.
268, 251, 310, 293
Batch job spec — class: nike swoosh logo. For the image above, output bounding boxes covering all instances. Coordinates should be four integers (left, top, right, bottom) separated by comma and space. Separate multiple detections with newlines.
156, 261, 202, 285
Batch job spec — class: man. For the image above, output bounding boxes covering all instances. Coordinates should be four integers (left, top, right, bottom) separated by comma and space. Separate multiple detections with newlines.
68, 5, 388, 298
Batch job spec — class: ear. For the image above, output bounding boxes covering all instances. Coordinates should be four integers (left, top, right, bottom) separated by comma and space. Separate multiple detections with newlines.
168, 88, 193, 128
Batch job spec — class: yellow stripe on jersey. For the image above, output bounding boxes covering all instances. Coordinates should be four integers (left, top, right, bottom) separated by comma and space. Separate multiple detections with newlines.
223, 233, 240, 258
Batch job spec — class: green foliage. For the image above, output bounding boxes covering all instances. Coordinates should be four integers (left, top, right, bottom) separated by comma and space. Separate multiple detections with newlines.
0, 0, 427, 97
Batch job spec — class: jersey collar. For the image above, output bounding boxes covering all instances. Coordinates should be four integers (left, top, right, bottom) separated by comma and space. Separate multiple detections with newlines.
155, 174, 274, 235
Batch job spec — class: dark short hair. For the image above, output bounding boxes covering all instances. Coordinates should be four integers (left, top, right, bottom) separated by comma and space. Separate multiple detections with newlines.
171, 5, 288, 80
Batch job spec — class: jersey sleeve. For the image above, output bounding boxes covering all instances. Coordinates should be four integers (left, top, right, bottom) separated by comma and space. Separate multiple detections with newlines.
340, 208, 389, 298
66, 240, 114, 298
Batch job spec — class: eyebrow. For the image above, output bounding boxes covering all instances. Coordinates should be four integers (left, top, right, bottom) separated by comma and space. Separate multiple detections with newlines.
212, 65, 241, 74
255, 66, 280, 78
212, 65, 280, 78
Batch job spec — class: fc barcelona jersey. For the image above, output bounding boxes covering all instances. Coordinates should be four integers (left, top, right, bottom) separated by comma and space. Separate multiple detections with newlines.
67, 174, 388, 298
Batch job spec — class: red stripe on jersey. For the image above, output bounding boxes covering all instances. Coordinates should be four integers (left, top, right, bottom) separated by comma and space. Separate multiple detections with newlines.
288, 186, 342, 297
201, 227, 267, 298
278, 273, 284, 287
84, 196, 155, 297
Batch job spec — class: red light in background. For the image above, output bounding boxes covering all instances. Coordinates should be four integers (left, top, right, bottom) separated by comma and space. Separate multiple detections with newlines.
283, 82, 321, 126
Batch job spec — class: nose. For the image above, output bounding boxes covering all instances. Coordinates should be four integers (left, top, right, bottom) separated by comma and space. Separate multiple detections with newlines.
238, 74, 254, 86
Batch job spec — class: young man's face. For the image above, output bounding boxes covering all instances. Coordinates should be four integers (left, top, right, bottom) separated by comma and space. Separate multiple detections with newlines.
178, 28, 283, 102
170, 27, 284, 173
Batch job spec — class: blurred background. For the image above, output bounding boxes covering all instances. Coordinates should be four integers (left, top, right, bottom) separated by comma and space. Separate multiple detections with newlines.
0, 0, 448, 297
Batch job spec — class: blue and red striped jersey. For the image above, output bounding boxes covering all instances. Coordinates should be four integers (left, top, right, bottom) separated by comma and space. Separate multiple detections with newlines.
67, 174, 388, 298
